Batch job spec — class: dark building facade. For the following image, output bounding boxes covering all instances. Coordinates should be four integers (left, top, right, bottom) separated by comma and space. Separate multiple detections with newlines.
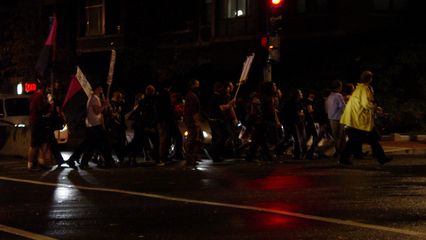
68, 0, 422, 93
2, 0, 424, 97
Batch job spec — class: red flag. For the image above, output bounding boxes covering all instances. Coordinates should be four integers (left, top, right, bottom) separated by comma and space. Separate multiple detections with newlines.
62, 76, 82, 107
35, 15, 57, 77
62, 67, 92, 107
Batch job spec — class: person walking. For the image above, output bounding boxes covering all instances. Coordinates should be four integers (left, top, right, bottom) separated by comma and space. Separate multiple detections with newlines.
245, 82, 279, 162
27, 81, 51, 171
155, 83, 175, 166
339, 71, 392, 165
107, 90, 127, 165
183, 79, 203, 168
208, 82, 235, 162
281, 88, 307, 160
45, 91, 71, 168
169, 92, 184, 161
325, 80, 346, 158
304, 89, 319, 160
79, 83, 115, 169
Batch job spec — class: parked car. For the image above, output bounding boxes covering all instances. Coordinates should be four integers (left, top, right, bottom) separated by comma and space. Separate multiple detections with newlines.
0, 94, 68, 144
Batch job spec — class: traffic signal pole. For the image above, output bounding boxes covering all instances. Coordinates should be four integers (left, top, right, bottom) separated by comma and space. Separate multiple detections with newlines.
264, 0, 283, 82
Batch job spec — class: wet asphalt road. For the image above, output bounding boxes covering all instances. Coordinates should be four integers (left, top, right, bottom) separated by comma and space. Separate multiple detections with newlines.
1, 155, 426, 240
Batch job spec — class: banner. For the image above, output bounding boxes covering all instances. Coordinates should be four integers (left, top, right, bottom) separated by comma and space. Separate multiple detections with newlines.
234, 53, 255, 100
76, 66, 92, 97
106, 49, 116, 86
239, 53, 255, 83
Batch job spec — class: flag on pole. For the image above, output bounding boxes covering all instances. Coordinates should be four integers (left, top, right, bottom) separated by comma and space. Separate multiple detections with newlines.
62, 76, 81, 107
35, 15, 57, 78
62, 66, 92, 107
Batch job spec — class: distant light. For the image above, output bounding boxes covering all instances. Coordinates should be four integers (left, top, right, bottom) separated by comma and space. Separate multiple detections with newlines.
15, 124, 26, 128
202, 131, 209, 138
261, 36, 268, 48
237, 10, 244, 16
17, 83, 23, 95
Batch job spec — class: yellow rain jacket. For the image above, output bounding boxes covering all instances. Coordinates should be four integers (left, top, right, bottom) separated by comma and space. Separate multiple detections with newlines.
340, 83, 376, 132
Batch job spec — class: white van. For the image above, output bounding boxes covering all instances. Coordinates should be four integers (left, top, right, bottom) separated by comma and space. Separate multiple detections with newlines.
0, 94, 68, 144
0, 94, 30, 127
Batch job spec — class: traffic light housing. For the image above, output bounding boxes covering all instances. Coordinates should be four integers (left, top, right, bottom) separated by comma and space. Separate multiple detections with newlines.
268, 35, 280, 62
270, 0, 283, 8
269, 0, 284, 33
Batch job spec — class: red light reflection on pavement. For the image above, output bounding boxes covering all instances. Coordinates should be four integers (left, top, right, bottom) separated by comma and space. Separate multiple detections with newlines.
245, 174, 310, 190
254, 213, 293, 228
249, 202, 301, 230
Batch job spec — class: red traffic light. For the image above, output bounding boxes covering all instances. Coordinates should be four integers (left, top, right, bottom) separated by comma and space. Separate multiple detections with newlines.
271, 0, 283, 7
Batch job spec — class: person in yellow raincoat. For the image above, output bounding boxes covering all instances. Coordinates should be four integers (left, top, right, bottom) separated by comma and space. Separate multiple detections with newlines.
339, 70, 392, 165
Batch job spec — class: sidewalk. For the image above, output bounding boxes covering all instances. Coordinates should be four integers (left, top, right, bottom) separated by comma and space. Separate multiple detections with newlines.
380, 138, 426, 156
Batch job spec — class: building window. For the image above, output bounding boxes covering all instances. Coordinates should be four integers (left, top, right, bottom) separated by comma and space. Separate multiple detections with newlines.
85, 0, 105, 36
373, 0, 407, 11
222, 0, 249, 18
297, 0, 328, 13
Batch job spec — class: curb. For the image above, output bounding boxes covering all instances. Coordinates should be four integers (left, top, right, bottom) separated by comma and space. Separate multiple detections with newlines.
382, 133, 426, 143
383, 147, 426, 156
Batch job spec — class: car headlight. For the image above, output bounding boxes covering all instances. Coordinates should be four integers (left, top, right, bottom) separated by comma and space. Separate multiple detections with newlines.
60, 124, 68, 132
202, 131, 209, 138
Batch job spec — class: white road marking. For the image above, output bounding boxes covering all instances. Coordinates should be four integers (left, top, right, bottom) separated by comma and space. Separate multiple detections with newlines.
1, 176, 425, 238
0, 224, 56, 240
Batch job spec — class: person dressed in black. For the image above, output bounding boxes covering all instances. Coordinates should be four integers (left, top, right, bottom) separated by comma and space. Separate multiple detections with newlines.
208, 82, 235, 162
303, 90, 319, 160
45, 91, 74, 168
280, 89, 307, 160
245, 81, 279, 162
124, 93, 145, 166
155, 83, 175, 166
137, 85, 159, 162
107, 90, 127, 165
183, 79, 203, 168
169, 92, 184, 161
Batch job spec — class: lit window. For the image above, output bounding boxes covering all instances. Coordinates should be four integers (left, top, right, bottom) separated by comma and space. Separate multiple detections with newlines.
223, 0, 248, 18
85, 0, 105, 36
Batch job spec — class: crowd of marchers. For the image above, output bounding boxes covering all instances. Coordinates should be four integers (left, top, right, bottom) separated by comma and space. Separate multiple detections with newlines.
26, 70, 392, 171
